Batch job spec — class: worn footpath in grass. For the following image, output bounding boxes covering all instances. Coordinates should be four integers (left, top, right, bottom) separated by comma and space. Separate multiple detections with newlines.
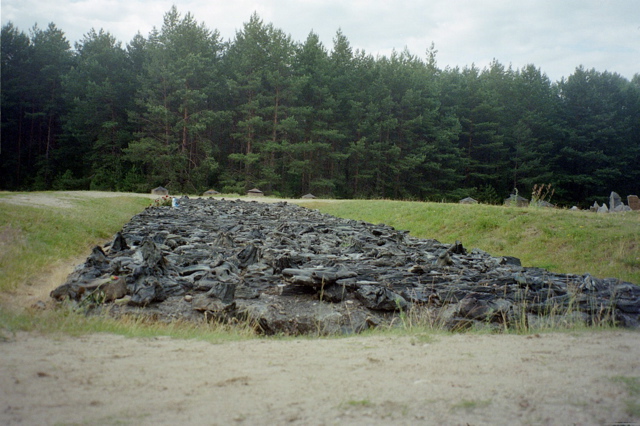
300, 200, 640, 284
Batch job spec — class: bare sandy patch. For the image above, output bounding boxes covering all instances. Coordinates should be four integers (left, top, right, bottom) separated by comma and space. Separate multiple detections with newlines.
1, 330, 638, 425
0, 190, 315, 209
0, 255, 88, 311
0, 191, 157, 209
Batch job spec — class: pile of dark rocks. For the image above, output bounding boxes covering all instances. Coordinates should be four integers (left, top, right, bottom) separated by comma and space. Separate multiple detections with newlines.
51, 198, 640, 334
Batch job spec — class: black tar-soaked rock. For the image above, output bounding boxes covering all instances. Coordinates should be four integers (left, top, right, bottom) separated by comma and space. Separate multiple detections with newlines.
51, 198, 640, 334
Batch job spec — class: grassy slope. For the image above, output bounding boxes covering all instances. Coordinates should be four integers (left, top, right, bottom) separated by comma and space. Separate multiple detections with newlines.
0, 193, 152, 293
300, 200, 640, 284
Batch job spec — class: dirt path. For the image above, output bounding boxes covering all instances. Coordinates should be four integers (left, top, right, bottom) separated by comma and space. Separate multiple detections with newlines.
1, 191, 639, 425
1, 330, 639, 425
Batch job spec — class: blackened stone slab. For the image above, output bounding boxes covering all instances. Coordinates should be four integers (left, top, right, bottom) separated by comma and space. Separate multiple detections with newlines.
129, 276, 166, 306
207, 282, 236, 304
356, 285, 408, 311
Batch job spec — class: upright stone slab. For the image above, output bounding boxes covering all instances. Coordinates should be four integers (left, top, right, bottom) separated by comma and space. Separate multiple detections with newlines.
628, 195, 640, 211
504, 194, 529, 207
459, 197, 478, 204
151, 186, 169, 196
610, 192, 623, 210
597, 203, 609, 213
247, 188, 264, 197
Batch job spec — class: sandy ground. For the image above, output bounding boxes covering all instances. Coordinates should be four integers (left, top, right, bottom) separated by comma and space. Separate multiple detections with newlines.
1, 331, 639, 425
0, 190, 313, 209
1, 191, 639, 425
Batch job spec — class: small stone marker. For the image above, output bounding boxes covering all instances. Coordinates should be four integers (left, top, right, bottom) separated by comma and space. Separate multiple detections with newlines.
504, 194, 529, 207
247, 188, 264, 197
301, 193, 317, 199
151, 186, 169, 196
610, 191, 623, 210
203, 189, 221, 196
533, 200, 555, 208
459, 197, 478, 204
628, 195, 640, 211
597, 203, 609, 213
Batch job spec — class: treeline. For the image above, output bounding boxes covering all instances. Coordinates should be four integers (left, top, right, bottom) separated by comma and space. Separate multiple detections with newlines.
2, 7, 639, 206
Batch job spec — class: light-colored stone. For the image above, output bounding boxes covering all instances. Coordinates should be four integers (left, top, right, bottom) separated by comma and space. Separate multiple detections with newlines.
247, 188, 264, 197
459, 197, 478, 204
504, 194, 529, 207
610, 191, 623, 210
615, 205, 632, 212
151, 186, 169, 196
628, 195, 640, 211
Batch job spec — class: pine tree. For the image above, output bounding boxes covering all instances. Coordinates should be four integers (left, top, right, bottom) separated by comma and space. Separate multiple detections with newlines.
223, 13, 297, 193
0, 23, 33, 189
126, 6, 223, 192
555, 67, 640, 204
287, 31, 336, 196
60, 29, 136, 190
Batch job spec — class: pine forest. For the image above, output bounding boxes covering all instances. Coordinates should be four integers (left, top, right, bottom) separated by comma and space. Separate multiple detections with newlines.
2, 7, 639, 207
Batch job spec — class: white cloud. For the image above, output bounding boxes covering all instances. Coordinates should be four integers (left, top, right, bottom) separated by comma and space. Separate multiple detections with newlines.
2, 0, 638, 81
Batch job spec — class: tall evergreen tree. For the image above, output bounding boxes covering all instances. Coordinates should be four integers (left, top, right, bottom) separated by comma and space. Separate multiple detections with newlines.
440, 64, 509, 201
1, 23, 33, 189
126, 6, 223, 192
506, 65, 559, 194
327, 29, 359, 196
555, 67, 640, 204
0, 23, 73, 189
60, 29, 136, 190
223, 13, 297, 193
289, 31, 337, 196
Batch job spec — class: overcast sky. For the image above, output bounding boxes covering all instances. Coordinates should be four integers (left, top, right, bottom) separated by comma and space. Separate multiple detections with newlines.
2, 0, 638, 82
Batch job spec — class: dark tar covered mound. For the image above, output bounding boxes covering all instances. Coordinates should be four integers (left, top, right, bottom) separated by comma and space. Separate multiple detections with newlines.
51, 198, 640, 334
